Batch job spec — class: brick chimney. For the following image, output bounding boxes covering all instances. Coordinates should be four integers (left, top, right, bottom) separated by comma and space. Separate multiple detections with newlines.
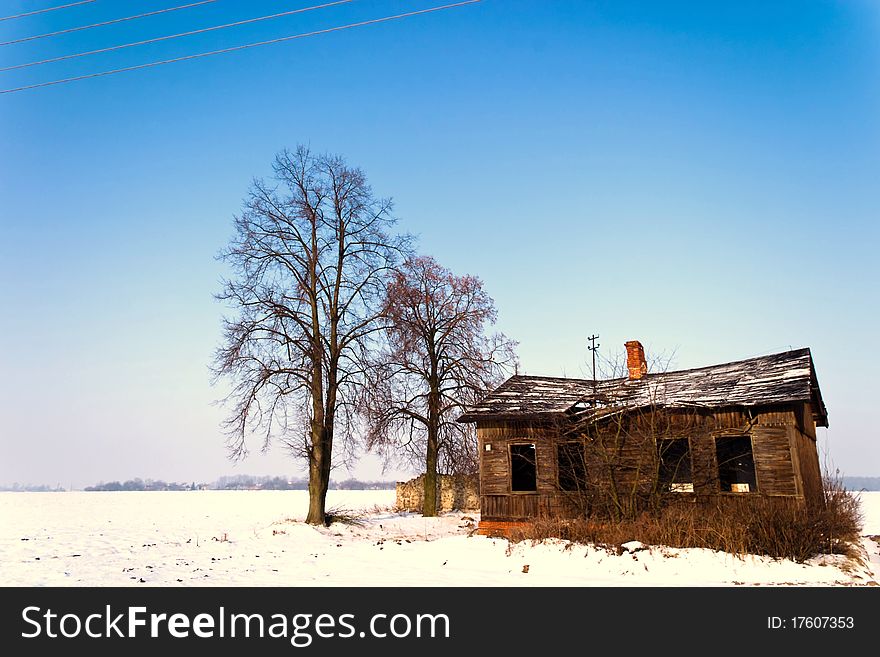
625, 340, 647, 380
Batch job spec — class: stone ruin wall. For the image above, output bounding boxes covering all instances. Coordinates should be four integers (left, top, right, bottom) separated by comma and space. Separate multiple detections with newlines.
395, 474, 479, 513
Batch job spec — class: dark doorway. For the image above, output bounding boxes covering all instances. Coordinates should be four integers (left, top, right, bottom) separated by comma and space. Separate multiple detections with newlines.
510, 444, 537, 492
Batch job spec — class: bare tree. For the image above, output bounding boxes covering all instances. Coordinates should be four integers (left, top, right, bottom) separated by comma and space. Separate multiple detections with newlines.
213, 146, 410, 525
362, 256, 517, 516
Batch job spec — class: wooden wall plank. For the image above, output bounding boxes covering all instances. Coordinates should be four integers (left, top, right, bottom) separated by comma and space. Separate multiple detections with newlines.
478, 406, 817, 520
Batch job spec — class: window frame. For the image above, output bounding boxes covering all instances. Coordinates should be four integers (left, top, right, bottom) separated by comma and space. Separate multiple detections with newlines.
714, 434, 759, 493
556, 441, 586, 492
508, 442, 538, 494
656, 437, 693, 493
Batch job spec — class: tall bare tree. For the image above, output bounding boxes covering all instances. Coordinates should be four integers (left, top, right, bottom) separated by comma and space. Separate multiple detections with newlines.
362, 256, 517, 516
213, 146, 410, 525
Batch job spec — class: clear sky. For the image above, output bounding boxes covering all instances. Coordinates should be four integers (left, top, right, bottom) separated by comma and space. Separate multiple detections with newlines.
1, 0, 878, 488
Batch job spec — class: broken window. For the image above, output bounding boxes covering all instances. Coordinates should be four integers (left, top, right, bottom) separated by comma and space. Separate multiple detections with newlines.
557, 442, 586, 492
510, 443, 537, 492
657, 438, 693, 492
715, 435, 758, 492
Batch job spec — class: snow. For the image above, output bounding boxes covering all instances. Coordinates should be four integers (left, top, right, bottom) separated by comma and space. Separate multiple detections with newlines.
1, 490, 878, 587
620, 541, 648, 553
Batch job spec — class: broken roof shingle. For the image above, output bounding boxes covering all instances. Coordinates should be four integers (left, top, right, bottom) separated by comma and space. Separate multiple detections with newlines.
457, 348, 828, 427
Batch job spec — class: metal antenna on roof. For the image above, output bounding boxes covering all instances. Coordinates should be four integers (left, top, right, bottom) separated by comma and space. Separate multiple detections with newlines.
587, 334, 600, 392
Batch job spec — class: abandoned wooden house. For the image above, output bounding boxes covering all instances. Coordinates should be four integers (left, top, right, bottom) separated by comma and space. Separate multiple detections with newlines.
457, 341, 828, 533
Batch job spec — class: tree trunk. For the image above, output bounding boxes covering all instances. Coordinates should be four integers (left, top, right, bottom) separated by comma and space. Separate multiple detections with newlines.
305, 348, 331, 525
423, 373, 440, 517
306, 461, 328, 525
306, 423, 330, 525
306, 373, 334, 525
423, 433, 439, 517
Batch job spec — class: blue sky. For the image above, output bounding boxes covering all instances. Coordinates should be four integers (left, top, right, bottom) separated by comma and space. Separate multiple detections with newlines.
0, 0, 877, 488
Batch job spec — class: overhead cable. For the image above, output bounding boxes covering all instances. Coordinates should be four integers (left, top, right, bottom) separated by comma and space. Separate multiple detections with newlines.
1, 0, 220, 47
1, 0, 481, 95
2, 0, 355, 70
0, 1, 96, 23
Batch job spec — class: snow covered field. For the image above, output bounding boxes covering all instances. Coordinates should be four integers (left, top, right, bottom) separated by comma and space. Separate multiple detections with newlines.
1, 490, 878, 587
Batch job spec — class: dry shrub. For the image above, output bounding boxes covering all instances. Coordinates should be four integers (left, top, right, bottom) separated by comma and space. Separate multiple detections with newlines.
323, 506, 367, 527
814, 472, 864, 555
509, 475, 862, 563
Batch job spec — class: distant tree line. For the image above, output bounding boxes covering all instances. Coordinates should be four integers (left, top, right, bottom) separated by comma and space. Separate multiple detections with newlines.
212, 475, 395, 490
842, 476, 880, 492
84, 478, 199, 491
0, 483, 66, 492
79, 475, 397, 492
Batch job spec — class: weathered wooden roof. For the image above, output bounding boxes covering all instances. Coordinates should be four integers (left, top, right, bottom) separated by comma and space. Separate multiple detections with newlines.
457, 348, 828, 427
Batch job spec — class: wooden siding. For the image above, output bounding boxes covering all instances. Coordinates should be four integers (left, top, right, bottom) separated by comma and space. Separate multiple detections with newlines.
796, 431, 824, 509
689, 429, 718, 496
793, 402, 824, 509
478, 406, 818, 521
751, 426, 797, 495
477, 422, 556, 496
482, 494, 539, 519
482, 494, 561, 520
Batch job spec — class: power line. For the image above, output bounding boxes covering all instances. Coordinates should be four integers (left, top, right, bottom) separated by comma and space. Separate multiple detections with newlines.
1, 0, 356, 72
0, 1, 95, 23
0, 0, 481, 95
1, 1, 220, 47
